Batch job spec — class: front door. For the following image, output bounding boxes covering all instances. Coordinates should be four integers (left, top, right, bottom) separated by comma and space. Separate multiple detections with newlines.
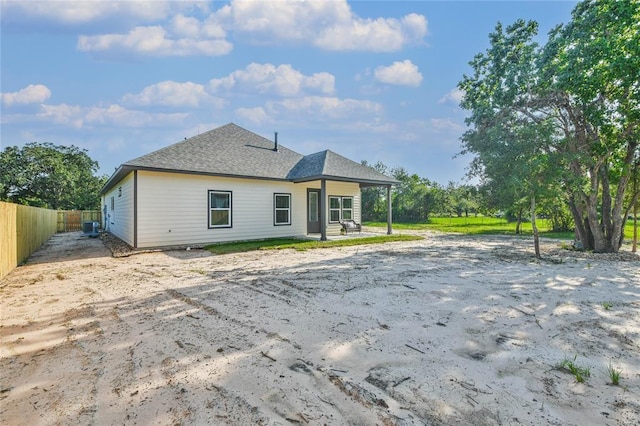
307, 189, 320, 234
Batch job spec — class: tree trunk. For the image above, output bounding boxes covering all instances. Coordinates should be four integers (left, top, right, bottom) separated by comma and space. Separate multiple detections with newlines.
634, 206, 638, 254
634, 159, 638, 253
531, 195, 540, 259
515, 207, 523, 235
568, 198, 587, 249
569, 181, 627, 253
601, 166, 613, 241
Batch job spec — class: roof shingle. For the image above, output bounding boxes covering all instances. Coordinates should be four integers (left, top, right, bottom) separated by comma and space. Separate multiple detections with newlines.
102, 123, 397, 194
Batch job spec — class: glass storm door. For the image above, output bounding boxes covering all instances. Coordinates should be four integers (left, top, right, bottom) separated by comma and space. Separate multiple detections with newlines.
307, 189, 320, 233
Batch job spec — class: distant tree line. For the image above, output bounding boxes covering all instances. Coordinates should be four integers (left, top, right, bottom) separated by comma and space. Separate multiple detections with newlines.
0, 142, 107, 210
361, 160, 576, 233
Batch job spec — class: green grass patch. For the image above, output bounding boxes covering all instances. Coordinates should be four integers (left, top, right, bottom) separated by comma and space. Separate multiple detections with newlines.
607, 361, 622, 386
557, 355, 591, 383
205, 234, 424, 255
366, 216, 636, 241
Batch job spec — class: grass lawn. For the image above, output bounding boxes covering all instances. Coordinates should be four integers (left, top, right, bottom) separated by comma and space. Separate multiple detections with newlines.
365, 216, 637, 241
204, 217, 637, 255
205, 234, 424, 255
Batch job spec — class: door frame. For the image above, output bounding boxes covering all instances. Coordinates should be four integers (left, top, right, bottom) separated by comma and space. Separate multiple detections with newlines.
307, 188, 321, 234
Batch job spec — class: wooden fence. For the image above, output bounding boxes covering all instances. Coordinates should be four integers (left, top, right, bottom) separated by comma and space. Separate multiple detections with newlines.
57, 210, 101, 232
1, 201, 58, 280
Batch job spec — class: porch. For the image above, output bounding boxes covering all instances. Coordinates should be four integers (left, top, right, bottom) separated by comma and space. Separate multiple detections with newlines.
305, 226, 387, 241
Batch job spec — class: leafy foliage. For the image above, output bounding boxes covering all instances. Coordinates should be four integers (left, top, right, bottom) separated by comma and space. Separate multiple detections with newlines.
361, 161, 458, 223
360, 160, 392, 221
458, 0, 640, 253
0, 142, 107, 210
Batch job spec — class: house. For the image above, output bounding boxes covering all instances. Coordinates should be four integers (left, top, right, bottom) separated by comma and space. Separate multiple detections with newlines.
100, 123, 397, 249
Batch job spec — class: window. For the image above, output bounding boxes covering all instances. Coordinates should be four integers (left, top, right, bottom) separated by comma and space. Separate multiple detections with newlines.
342, 197, 353, 220
329, 196, 354, 222
329, 196, 341, 222
208, 190, 232, 228
308, 191, 318, 222
274, 193, 291, 226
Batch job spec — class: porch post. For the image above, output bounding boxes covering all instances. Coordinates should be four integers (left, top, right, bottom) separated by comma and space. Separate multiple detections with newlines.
386, 184, 393, 235
320, 179, 327, 241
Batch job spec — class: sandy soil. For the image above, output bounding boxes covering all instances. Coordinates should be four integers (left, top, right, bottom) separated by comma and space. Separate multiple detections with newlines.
1, 231, 639, 426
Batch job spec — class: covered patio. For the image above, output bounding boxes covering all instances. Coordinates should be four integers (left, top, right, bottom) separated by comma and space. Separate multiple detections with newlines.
299, 178, 396, 241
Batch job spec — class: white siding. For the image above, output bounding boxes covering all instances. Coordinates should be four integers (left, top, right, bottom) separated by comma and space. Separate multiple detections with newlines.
136, 171, 310, 248
102, 172, 135, 246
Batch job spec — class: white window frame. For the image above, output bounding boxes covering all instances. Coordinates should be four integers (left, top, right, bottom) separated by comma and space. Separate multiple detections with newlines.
110, 196, 115, 224
329, 196, 341, 223
308, 191, 319, 222
208, 190, 232, 228
342, 196, 353, 221
329, 195, 354, 223
274, 193, 291, 226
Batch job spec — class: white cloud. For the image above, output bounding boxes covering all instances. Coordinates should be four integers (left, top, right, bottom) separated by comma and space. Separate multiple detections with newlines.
246, 96, 383, 124
6, 0, 426, 58
209, 63, 335, 97
344, 120, 397, 134
77, 24, 232, 56
170, 14, 202, 38
429, 118, 464, 133
122, 81, 225, 108
1, 84, 51, 106
220, 0, 427, 52
0, 0, 195, 25
37, 103, 187, 128
275, 96, 382, 118
236, 106, 270, 125
218, 0, 349, 41
316, 13, 427, 52
374, 60, 423, 87
439, 88, 465, 104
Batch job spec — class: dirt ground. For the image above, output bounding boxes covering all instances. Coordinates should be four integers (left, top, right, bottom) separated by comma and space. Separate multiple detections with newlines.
1, 231, 639, 426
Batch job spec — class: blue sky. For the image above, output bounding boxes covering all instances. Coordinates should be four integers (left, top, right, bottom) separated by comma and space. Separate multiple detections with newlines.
1, 0, 577, 185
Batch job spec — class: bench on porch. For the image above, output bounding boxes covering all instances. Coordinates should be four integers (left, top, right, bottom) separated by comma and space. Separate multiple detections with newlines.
340, 220, 361, 235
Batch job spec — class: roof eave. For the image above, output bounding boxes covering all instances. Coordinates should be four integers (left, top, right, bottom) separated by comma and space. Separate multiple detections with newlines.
101, 165, 293, 195
291, 174, 399, 186
100, 165, 134, 195
101, 165, 398, 196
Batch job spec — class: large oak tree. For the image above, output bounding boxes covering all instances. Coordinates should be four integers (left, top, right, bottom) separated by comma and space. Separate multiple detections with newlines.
0, 142, 107, 210
459, 0, 639, 253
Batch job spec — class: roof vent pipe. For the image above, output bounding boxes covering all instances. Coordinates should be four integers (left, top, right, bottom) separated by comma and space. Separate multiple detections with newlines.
274, 131, 278, 152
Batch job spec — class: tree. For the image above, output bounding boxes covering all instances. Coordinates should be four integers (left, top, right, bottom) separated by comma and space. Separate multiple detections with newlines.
538, 0, 640, 252
459, 0, 640, 253
361, 160, 390, 222
389, 167, 442, 222
445, 183, 480, 217
460, 19, 558, 256
0, 142, 107, 210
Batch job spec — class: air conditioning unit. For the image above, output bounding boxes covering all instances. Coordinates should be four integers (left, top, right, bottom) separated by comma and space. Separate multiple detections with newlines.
83, 221, 100, 237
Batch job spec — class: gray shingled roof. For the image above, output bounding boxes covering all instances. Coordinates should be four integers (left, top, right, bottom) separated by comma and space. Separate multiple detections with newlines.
124, 123, 303, 179
101, 123, 397, 194
288, 150, 399, 185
